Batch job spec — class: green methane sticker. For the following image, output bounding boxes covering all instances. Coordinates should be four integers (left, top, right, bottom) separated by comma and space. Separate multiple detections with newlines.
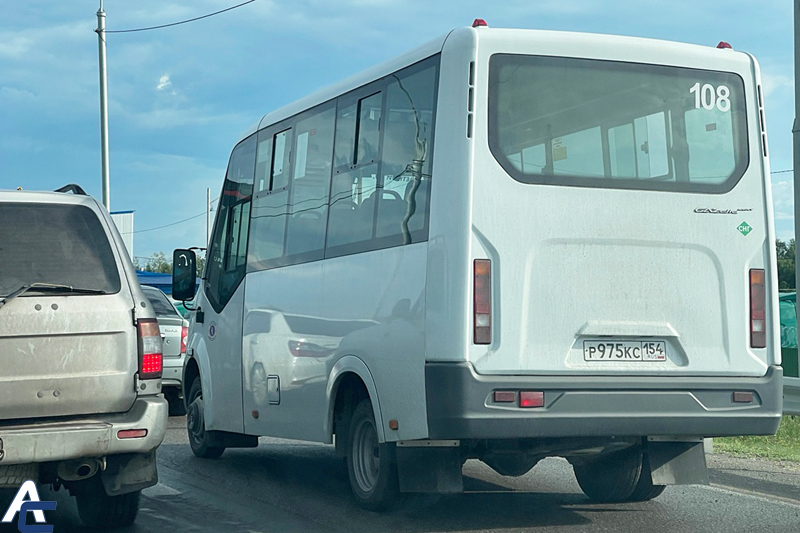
737, 221, 753, 236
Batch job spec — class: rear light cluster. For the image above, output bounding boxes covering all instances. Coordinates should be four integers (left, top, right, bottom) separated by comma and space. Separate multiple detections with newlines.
493, 390, 545, 408
749, 269, 766, 349
180, 325, 188, 354
473, 259, 492, 344
137, 318, 163, 379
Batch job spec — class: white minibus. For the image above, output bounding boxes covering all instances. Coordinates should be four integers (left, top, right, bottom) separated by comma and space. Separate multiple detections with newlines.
173, 22, 782, 509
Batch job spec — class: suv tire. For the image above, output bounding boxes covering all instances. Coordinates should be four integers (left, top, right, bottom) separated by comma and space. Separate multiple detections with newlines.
75, 477, 140, 528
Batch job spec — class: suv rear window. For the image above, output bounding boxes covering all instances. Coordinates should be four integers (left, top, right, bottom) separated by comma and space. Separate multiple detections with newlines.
0, 203, 121, 296
488, 54, 749, 193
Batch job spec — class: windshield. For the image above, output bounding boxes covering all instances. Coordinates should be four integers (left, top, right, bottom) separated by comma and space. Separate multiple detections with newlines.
142, 287, 182, 319
488, 54, 749, 193
0, 203, 121, 297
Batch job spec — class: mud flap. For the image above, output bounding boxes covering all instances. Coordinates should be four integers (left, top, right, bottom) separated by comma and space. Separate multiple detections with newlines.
396, 443, 463, 493
646, 440, 709, 486
100, 451, 158, 496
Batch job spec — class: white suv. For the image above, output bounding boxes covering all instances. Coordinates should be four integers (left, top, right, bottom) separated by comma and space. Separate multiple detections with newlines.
0, 185, 168, 528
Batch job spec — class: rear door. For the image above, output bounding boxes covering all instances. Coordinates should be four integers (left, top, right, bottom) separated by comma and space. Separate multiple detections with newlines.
470, 41, 774, 378
0, 200, 137, 419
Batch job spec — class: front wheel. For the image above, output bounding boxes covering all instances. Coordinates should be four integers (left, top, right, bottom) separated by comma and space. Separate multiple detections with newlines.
75, 477, 140, 528
186, 377, 225, 459
346, 398, 400, 511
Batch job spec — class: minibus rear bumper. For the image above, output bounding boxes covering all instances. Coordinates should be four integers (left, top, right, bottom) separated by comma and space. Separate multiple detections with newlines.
425, 363, 782, 439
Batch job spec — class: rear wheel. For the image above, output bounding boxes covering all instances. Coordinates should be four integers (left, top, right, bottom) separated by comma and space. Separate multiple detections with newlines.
572, 447, 642, 503
186, 377, 225, 459
346, 398, 400, 511
627, 449, 667, 501
75, 477, 140, 528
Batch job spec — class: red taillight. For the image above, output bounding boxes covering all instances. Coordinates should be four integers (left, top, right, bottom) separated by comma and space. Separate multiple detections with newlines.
138, 318, 163, 379
180, 326, 188, 354
749, 269, 766, 349
473, 259, 492, 344
519, 391, 544, 408
117, 429, 148, 439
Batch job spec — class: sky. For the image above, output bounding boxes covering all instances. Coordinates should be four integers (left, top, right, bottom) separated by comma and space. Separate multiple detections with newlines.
0, 0, 794, 262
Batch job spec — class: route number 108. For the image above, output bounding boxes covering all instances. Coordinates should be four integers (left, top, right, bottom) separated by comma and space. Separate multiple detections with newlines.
689, 82, 730, 112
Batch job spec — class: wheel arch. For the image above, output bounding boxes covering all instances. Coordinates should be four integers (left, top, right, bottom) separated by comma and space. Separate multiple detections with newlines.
326, 356, 385, 444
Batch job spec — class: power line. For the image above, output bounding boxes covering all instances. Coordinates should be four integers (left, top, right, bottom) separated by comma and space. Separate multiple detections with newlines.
124, 212, 206, 234
772, 169, 793, 174
103, 0, 256, 34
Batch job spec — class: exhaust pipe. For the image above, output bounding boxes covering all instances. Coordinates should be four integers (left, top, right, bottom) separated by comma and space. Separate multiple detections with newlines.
57, 458, 101, 481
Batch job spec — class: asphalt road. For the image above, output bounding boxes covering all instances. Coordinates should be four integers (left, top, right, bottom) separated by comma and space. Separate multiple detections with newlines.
3, 416, 799, 532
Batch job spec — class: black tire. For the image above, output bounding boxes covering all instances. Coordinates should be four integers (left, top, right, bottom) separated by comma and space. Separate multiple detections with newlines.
573, 447, 643, 503
628, 450, 667, 502
186, 377, 225, 459
166, 387, 187, 417
75, 477, 140, 529
346, 398, 400, 511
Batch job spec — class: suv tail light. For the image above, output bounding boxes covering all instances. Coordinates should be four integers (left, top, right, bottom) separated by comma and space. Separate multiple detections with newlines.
749, 269, 766, 348
138, 318, 163, 379
474, 259, 492, 344
180, 325, 188, 354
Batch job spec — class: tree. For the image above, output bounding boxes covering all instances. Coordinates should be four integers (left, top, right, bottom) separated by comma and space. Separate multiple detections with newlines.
777, 239, 796, 291
140, 251, 205, 278
142, 252, 172, 274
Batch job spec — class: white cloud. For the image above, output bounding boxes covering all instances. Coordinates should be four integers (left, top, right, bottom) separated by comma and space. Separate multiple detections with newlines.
761, 71, 792, 101
156, 75, 172, 91
772, 179, 793, 215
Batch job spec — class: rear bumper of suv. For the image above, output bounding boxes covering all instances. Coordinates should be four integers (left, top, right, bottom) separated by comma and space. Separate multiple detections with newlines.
425, 363, 783, 439
0, 396, 167, 466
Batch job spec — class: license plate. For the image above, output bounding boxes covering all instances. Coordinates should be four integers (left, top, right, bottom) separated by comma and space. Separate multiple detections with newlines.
583, 340, 667, 361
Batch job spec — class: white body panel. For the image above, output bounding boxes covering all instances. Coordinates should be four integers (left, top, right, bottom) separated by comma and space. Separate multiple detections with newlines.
242, 243, 428, 442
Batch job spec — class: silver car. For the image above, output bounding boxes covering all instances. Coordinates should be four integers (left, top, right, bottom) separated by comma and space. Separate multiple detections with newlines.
141, 285, 189, 416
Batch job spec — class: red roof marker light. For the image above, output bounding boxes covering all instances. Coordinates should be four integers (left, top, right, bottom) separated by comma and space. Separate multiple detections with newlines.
716, 41, 733, 49
472, 19, 488, 28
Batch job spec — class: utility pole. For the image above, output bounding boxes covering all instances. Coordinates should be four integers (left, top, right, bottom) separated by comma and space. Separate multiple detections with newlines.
207, 188, 211, 247
97, 1, 111, 211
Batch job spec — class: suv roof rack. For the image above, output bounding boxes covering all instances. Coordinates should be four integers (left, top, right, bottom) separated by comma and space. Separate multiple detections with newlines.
54, 184, 87, 195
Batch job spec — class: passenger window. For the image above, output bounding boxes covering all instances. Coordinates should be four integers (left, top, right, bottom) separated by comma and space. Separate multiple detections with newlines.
378, 62, 437, 243
684, 106, 736, 183
248, 129, 290, 271
285, 106, 335, 261
326, 164, 379, 253
334, 103, 357, 168
272, 129, 292, 190
551, 127, 604, 178
254, 137, 271, 192
356, 93, 382, 165
206, 134, 256, 312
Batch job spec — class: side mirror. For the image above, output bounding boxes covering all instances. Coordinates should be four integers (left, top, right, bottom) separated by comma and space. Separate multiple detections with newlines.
172, 249, 197, 302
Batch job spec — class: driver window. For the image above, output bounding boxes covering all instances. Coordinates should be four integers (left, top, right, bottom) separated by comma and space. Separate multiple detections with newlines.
285, 105, 335, 262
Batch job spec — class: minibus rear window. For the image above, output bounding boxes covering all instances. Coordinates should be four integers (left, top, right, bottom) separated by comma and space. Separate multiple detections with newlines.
488, 54, 749, 193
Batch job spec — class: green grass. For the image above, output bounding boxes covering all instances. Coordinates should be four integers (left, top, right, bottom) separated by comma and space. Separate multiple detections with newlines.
714, 416, 800, 462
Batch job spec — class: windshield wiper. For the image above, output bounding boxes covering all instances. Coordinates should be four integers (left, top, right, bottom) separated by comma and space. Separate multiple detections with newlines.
0, 283, 106, 309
